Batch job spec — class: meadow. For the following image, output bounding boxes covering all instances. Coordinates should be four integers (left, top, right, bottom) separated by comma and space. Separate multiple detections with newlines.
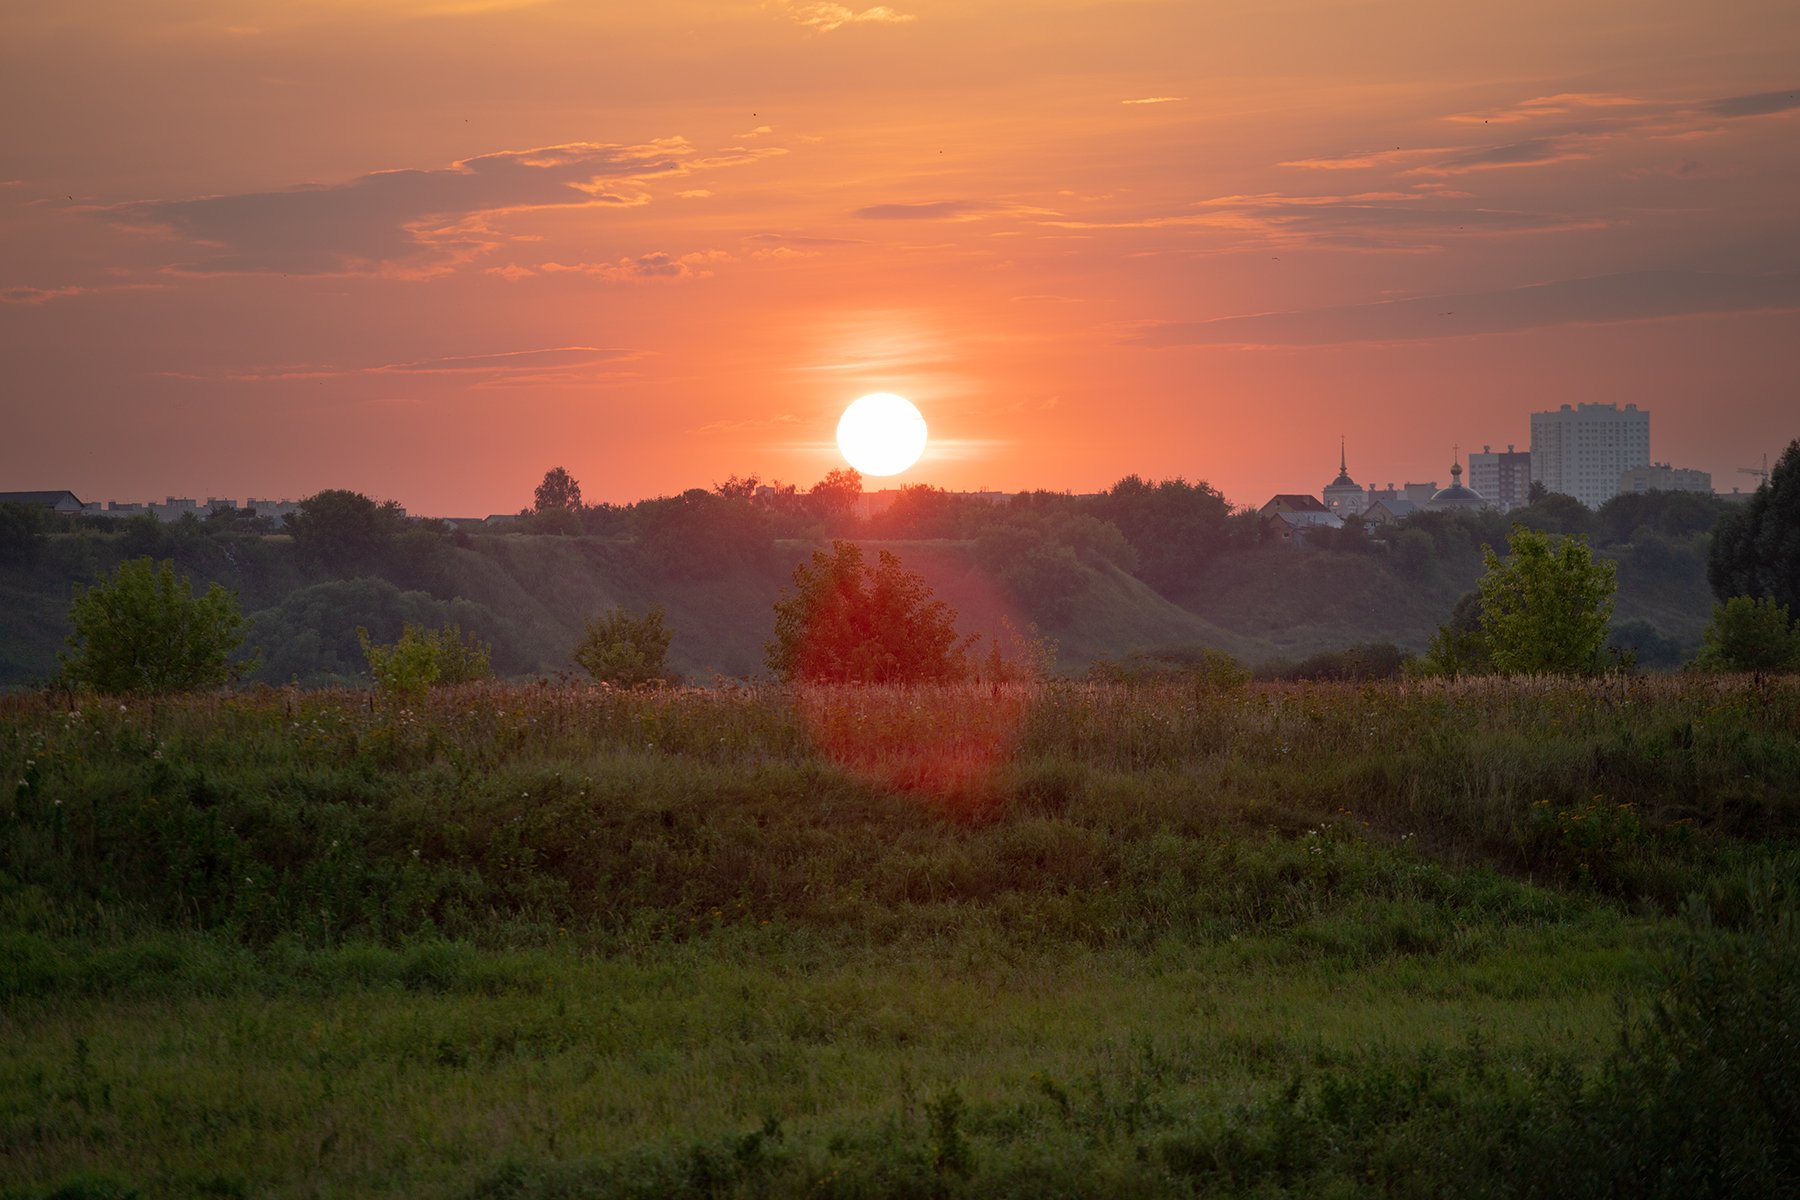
3, 676, 1797, 1198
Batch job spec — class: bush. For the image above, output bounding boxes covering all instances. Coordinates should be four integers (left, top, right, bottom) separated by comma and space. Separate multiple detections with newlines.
1261, 642, 1410, 682
60, 557, 253, 693
573, 606, 673, 687
358, 621, 493, 699
766, 541, 970, 684
0, 501, 49, 566
1693, 596, 1800, 673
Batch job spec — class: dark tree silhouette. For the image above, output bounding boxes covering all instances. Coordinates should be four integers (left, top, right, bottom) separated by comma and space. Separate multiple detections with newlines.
808, 468, 863, 519
534, 466, 583, 515
287, 489, 404, 571
1709, 438, 1800, 609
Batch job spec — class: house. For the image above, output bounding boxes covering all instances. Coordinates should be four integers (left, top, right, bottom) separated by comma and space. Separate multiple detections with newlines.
1261, 508, 1343, 543
1257, 493, 1330, 519
0, 490, 84, 515
1360, 498, 1419, 526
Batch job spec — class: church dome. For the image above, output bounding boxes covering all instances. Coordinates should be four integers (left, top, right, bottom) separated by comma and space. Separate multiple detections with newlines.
1427, 458, 1486, 512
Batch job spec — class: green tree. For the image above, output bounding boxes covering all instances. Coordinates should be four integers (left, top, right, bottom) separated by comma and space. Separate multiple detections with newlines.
714, 474, 760, 502
1093, 475, 1232, 594
1511, 490, 1594, 538
1414, 591, 1490, 677
808, 468, 862, 520
533, 466, 583, 515
1476, 525, 1617, 674
0, 501, 48, 566
1594, 489, 1730, 546
766, 541, 969, 684
573, 606, 673, 687
61, 557, 253, 693
287, 489, 404, 570
1693, 596, 1800, 673
358, 621, 492, 699
633, 488, 772, 579
1608, 619, 1683, 672
1708, 438, 1800, 609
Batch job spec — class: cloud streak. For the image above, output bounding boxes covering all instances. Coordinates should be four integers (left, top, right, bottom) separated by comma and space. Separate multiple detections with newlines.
1705, 88, 1800, 118
1126, 270, 1800, 348
1042, 191, 1597, 250
786, 3, 914, 32
163, 345, 647, 386
537, 250, 729, 281
852, 199, 998, 221
104, 140, 771, 276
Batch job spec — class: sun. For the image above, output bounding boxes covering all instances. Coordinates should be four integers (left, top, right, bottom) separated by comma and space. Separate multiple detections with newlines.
836, 392, 927, 476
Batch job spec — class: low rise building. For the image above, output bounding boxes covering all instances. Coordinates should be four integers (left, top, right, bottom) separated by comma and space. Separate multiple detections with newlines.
1619, 463, 1712, 495
1361, 498, 1419, 526
0, 490, 84, 514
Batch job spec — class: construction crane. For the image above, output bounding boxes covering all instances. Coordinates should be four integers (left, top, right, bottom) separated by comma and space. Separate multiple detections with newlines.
1739, 454, 1770, 485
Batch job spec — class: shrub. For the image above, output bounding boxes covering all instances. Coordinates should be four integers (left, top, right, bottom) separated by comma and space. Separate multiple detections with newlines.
1693, 596, 1800, 673
358, 621, 493, 699
766, 541, 970, 684
1478, 525, 1617, 674
573, 606, 673, 687
61, 557, 253, 694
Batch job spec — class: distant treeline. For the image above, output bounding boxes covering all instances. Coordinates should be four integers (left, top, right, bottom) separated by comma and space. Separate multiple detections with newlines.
0, 472, 1747, 686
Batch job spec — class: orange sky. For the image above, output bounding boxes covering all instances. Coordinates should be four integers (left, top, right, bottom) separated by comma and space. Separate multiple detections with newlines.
3, 0, 1797, 515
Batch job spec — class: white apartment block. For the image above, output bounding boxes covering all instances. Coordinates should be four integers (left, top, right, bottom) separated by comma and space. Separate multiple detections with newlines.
1529, 403, 1650, 509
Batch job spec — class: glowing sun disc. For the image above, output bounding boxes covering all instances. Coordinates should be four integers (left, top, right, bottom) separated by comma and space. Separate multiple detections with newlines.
837, 393, 927, 476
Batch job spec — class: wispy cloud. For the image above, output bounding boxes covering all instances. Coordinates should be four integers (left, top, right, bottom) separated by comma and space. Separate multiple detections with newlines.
1294, 87, 1800, 183
1121, 96, 1187, 106
1444, 92, 1649, 125
850, 199, 1057, 222
1124, 270, 1800, 348
2, 285, 90, 305
1705, 88, 1800, 118
1405, 135, 1593, 176
103, 140, 772, 276
785, 3, 915, 33
538, 249, 729, 281
745, 232, 865, 247
162, 345, 647, 385
694, 412, 803, 434
852, 199, 996, 221
1280, 147, 1450, 171
1042, 191, 1596, 249
1, 282, 167, 305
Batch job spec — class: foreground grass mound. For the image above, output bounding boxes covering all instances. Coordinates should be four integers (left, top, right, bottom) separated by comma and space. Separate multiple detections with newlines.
2, 677, 1796, 1197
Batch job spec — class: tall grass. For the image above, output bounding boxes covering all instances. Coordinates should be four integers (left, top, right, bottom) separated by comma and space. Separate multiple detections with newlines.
4, 677, 1796, 953
2, 677, 1795, 1197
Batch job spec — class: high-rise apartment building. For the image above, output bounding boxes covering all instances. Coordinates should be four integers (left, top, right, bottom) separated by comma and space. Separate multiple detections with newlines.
1529, 403, 1650, 509
1467, 444, 1532, 513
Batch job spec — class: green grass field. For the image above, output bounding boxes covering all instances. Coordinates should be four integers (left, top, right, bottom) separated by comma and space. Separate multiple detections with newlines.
4, 678, 1797, 1198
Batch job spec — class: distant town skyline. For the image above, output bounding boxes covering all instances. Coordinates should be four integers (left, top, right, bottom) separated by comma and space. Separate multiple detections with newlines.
2, 2, 1796, 516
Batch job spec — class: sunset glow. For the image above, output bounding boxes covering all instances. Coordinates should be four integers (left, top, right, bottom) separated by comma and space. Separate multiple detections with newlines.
0, 2, 1795, 512
837, 393, 927, 476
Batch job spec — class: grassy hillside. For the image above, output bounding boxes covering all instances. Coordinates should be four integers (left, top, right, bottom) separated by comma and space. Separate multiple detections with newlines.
3, 678, 1797, 1197
0, 517, 1720, 688
1181, 546, 1479, 658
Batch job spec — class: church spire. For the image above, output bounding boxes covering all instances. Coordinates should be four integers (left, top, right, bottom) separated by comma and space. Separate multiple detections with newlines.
1339, 435, 1347, 475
